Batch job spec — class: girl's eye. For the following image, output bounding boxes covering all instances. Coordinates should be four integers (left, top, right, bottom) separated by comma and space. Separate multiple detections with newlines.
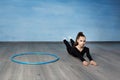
80, 40, 82, 42
80, 40, 86, 42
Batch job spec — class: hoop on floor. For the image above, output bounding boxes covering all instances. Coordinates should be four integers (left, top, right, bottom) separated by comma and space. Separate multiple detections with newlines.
10, 52, 60, 65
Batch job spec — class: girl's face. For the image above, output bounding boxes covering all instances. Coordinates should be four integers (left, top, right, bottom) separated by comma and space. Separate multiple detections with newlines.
77, 36, 86, 47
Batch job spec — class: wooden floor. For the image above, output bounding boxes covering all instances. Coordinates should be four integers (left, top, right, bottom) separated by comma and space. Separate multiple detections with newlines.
0, 42, 120, 80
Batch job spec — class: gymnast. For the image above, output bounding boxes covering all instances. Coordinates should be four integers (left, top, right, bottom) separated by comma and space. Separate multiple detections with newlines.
63, 32, 97, 66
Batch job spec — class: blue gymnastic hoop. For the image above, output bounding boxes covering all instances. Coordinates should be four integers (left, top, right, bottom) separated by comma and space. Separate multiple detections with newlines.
10, 52, 60, 65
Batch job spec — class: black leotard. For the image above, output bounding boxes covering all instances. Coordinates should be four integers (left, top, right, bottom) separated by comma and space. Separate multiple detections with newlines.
63, 39, 93, 62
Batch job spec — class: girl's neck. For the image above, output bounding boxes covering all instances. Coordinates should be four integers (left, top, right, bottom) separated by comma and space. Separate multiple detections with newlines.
75, 45, 84, 52
76, 45, 84, 49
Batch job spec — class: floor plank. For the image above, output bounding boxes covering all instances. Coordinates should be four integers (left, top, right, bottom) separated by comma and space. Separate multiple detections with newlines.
0, 42, 120, 80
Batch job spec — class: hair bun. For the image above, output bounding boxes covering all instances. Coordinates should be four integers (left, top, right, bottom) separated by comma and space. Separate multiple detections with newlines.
79, 32, 83, 34
77, 32, 85, 37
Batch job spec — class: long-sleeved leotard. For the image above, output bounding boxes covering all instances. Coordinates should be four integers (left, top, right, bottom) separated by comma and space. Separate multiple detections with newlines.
63, 39, 93, 62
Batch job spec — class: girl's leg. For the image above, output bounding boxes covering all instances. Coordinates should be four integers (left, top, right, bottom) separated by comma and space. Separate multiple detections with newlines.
70, 39, 75, 46
63, 39, 72, 55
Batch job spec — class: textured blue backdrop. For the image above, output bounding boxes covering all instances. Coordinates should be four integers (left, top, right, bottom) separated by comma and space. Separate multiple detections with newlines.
0, 0, 120, 41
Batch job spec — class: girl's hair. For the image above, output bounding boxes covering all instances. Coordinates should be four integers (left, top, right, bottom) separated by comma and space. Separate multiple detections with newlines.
74, 32, 86, 46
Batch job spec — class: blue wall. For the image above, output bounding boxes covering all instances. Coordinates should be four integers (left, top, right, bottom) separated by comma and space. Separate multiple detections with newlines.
0, 0, 120, 41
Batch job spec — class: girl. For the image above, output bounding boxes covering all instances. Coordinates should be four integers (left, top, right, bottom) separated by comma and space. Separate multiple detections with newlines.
63, 32, 97, 66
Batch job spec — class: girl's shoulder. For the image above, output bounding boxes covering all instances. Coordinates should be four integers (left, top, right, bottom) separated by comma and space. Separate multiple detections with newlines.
84, 46, 89, 50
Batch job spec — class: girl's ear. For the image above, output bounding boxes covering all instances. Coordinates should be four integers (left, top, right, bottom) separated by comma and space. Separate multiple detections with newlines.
77, 38, 79, 42
77, 39, 79, 44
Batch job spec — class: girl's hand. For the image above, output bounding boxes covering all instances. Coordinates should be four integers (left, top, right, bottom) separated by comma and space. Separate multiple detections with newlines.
82, 61, 89, 66
90, 60, 97, 66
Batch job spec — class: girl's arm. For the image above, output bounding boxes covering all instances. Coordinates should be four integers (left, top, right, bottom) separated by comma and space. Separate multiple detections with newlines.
86, 47, 93, 61
86, 47, 97, 66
